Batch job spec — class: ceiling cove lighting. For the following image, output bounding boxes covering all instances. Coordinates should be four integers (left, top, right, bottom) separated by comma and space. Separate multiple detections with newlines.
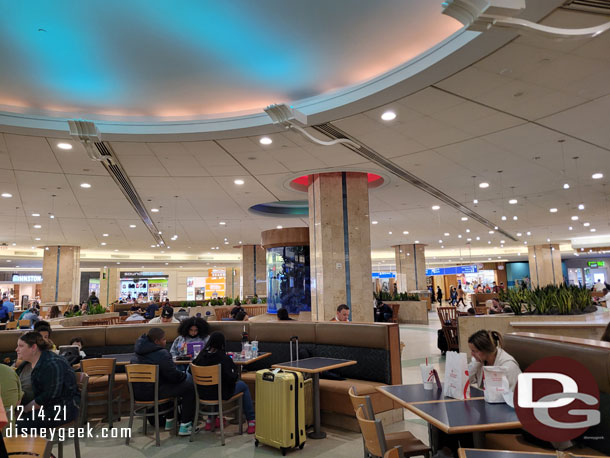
592, 172, 604, 179
57, 143, 73, 150
381, 111, 396, 121
478, 182, 489, 188
259, 137, 272, 145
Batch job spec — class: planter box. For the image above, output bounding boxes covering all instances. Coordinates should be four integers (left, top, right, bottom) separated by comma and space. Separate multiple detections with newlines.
395, 300, 429, 325
188, 306, 215, 318
458, 310, 610, 354
59, 312, 120, 327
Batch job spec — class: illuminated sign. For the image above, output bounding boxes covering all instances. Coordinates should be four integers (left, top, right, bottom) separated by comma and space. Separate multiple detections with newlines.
372, 272, 395, 279
425, 265, 478, 276
12, 274, 43, 283
587, 261, 605, 267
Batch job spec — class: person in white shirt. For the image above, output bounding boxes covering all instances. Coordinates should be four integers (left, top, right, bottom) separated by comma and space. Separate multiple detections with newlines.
597, 288, 610, 309
467, 329, 521, 391
594, 279, 606, 292
148, 306, 179, 324
125, 311, 146, 322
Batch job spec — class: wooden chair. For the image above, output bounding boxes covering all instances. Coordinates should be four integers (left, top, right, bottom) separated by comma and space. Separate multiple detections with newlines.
125, 364, 178, 447
385, 446, 404, 458
6, 320, 18, 330
81, 358, 122, 427
189, 363, 243, 445
53, 372, 88, 458
18, 319, 31, 329
437, 307, 459, 352
3, 436, 52, 457
389, 304, 400, 323
349, 387, 430, 458
356, 406, 430, 458
213, 307, 231, 321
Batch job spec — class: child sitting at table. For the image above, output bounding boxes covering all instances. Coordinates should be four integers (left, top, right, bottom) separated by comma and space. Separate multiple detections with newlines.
192, 331, 256, 434
170, 317, 210, 357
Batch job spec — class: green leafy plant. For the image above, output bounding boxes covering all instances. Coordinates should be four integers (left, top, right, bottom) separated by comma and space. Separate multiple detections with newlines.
87, 303, 107, 315
500, 284, 592, 315
224, 297, 234, 306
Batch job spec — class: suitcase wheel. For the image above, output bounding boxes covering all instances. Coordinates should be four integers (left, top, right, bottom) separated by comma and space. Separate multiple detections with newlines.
299, 443, 305, 450
281, 447, 287, 456
254, 439, 259, 447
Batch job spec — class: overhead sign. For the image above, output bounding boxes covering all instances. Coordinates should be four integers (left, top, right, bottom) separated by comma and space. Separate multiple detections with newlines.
425, 265, 478, 276
12, 274, 43, 283
372, 272, 395, 279
587, 261, 605, 267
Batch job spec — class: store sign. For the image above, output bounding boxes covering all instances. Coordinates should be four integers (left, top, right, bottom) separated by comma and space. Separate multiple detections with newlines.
372, 272, 395, 279
425, 265, 478, 276
587, 261, 605, 267
208, 269, 225, 277
121, 271, 165, 278
12, 274, 43, 283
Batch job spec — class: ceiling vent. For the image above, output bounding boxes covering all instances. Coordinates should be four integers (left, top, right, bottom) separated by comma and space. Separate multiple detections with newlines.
153, 255, 171, 260
69, 120, 166, 246
563, 0, 610, 14
197, 256, 214, 260
14, 251, 36, 256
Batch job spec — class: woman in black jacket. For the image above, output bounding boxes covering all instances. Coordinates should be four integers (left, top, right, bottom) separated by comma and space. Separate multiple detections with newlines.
192, 332, 256, 434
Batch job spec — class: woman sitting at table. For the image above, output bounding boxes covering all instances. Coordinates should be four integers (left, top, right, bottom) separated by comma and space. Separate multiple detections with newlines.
467, 329, 521, 391
170, 317, 210, 357
192, 331, 256, 434
14, 331, 80, 433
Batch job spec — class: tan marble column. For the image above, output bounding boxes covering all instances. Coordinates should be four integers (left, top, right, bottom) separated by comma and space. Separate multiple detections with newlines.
225, 267, 241, 299
240, 245, 266, 299
308, 172, 373, 322
528, 244, 563, 287
41, 245, 81, 304
394, 244, 426, 292
99, 267, 120, 307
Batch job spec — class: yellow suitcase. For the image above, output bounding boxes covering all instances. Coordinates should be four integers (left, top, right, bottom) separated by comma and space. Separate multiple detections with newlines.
255, 369, 306, 455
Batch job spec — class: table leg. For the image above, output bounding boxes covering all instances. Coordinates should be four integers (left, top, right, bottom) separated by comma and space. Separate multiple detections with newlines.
428, 424, 439, 455
229, 365, 244, 425
307, 373, 326, 439
473, 431, 485, 448
0, 430, 7, 457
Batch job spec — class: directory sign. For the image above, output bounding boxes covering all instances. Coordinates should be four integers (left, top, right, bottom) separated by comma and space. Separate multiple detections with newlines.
425, 265, 478, 276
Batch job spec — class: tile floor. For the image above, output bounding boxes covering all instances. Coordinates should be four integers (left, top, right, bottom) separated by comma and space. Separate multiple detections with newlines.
59, 314, 444, 457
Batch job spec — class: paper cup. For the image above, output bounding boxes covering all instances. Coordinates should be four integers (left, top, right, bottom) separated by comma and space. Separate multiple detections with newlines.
420, 364, 435, 390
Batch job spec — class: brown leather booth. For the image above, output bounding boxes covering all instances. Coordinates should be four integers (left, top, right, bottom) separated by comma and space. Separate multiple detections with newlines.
485, 332, 610, 456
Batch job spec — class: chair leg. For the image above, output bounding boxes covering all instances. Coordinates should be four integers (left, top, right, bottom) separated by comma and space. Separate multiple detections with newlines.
126, 406, 134, 445
143, 413, 148, 435
58, 440, 63, 458
238, 401, 243, 435
220, 404, 225, 446
174, 399, 178, 436
74, 434, 81, 458
155, 403, 160, 447
108, 397, 113, 429
190, 403, 199, 442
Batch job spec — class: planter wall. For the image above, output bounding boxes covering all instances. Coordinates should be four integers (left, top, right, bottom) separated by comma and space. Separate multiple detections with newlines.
395, 300, 429, 325
59, 312, 120, 327
458, 311, 610, 354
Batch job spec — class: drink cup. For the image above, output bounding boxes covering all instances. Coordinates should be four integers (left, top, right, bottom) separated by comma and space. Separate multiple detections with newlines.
420, 364, 435, 390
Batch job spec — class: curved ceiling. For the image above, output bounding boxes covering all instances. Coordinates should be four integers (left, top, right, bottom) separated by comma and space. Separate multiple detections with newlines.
0, 0, 461, 122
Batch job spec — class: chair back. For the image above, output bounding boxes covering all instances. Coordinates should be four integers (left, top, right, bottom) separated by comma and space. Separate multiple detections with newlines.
3, 436, 52, 457
388, 304, 399, 323
81, 358, 116, 377
384, 446, 403, 458
355, 405, 387, 457
214, 308, 231, 321
75, 372, 89, 426
190, 363, 223, 402
348, 386, 375, 419
6, 320, 18, 329
18, 319, 31, 328
437, 307, 459, 351
125, 364, 159, 402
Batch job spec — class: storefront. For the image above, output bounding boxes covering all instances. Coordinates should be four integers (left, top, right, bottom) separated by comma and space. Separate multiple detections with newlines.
120, 271, 169, 302
0, 273, 43, 307
186, 269, 226, 300
564, 259, 609, 288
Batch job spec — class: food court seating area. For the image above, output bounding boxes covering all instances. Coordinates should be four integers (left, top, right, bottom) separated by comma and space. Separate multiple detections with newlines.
0, 320, 402, 430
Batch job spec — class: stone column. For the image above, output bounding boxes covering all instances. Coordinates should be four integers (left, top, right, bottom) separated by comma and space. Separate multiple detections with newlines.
308, 172, 373, 322
240, 245, 266, 299
41, 245, 81, 305
528, 244, 563, 287
394, 244, 426, 292
225, 267, 241, 299
98, 267, 120, 307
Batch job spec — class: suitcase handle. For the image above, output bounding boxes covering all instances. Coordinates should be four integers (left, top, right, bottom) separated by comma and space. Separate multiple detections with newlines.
289, 336, 299, 363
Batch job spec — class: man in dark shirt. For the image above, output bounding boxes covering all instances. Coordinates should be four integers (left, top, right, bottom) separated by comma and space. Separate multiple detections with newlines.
132, 328, 196, 436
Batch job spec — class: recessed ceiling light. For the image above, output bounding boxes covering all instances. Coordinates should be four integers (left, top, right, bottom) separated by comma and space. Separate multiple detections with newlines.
432, 205, 440, 210
526, 231, 531, 236
513, 216, 518, 220
444, 232, 450, 236
6, 260, 10, 263
103, 233, 109, 237
489, 230, 494, 234
473, 199, 478, 204
80, 183, 91, 188
33, 224, 41, 229
114, 249, 119, 252
568, 226, 573, 231
461, 217, 468, 221
524, 241, 528, 245
371, 220, 378, 225
49, 214, 54, 219
578, 204, 585, 210
1, 193, 12, 198
129, 224, 136, 228
11, 243, 16, 246
234, 179, 245, 185
151, 244, 156, 248
590, 228, 596, 232
151, 208, 159, 213
488, 240, 491, 244
466, 229, 471, 233
467, 238, 472, 242
509, 199, 518, 204
116, 262, 120, 265
547, 238, 551, 242
219, 221, 226, 225
31, 213, 40, 217
501, 216, 507, 221
414, 240, 420, 243
101, 242, 107, 246
381, 111, 396, 121
476, 236, 481, 240
516, 232, 522, 236
563, 183, 570, 189
549, 208, 558, 213
276, 225, 283, 229
388, 231, 392, 235
438, 239, 443, 243
478, 182, 489, 188
583, 222, 590, 227
165, 262, 169, 265
57, 143, 72, 150
239, 241, 242, 244
259, 137, 272, 145
457, 234, 462, 238
592, 172, 603, 179
34, 237, 41, 241
488, 258, 492, 261
571, 215, 579, 221
402, 230, 409, 235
